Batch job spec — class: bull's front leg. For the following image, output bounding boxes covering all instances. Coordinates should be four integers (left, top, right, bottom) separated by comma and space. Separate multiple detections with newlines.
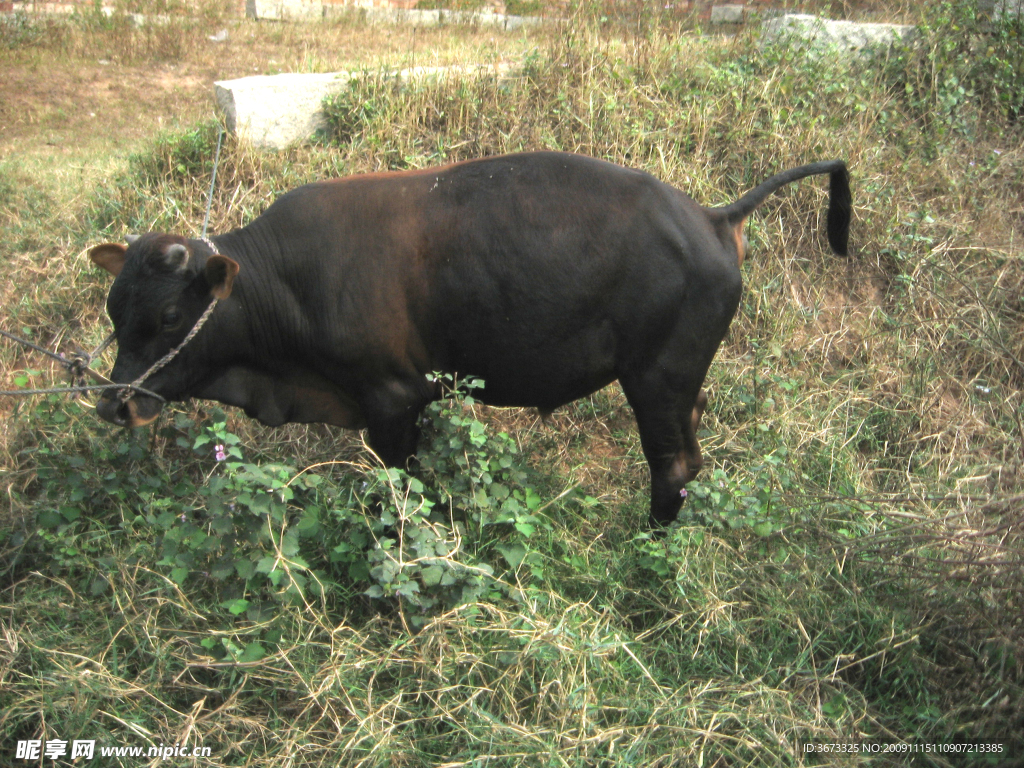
361, 376, 433, 468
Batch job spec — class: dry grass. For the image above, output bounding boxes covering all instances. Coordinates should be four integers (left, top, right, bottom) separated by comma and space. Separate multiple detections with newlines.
2, 1, 1024, 764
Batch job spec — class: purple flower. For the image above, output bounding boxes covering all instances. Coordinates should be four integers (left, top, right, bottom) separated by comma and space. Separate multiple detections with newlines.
215, 444, 227, 461
679, 488, 688, 499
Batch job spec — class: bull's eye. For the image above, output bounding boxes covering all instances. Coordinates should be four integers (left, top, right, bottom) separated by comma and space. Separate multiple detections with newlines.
161, 307, 182, 329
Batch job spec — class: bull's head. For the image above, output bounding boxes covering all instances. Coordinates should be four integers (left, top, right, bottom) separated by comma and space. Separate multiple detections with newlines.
89, 234, 239, 427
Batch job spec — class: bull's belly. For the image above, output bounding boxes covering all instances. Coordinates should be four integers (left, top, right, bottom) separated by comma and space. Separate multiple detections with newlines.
468, 368, 619, 411
440, 328, 620, 411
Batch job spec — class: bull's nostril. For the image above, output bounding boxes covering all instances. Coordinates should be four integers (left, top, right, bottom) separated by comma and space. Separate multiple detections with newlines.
95, 392, 162, 428
96, 397, 127, 426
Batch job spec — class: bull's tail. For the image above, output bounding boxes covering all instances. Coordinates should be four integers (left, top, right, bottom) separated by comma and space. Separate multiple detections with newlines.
717, 160, 851, 257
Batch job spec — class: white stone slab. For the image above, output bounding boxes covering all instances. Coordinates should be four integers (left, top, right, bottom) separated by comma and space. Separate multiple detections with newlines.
246, 0, 323, 20
244, 0, 545, 28
215, 65, 513, 150
761, 13, 915, 53
710, 4, 744, 24
334, 6, 545, 30
215, 72, 352, 149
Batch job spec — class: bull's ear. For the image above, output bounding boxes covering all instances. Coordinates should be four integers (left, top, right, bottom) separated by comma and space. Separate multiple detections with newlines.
205, 254, 239, 299
89, 243, 127, 277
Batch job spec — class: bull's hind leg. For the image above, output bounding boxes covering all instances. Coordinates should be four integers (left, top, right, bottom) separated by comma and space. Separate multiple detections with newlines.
689, 388, 708, 472
621, 370, 708, 527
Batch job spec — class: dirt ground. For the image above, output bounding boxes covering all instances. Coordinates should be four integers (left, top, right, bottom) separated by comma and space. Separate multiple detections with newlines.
1, 60, 211, 161
0, 17, 519, 179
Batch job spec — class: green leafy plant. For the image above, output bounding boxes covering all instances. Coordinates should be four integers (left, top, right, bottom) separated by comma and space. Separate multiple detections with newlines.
882, 1, 1024, 133
26, 377, 547, 628
341, 375, 549, 622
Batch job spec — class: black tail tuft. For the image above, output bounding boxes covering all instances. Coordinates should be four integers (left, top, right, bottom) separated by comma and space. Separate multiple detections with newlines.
720, 160, 852, 258
827, 164, 851, 257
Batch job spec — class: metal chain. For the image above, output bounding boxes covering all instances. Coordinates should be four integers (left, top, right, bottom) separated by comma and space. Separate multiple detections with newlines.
0, 327, 122, 395
0, 328, 70, 365
89, 331, 117, 360
201, 127, 224, 240
3, 130, 227, 405
0, 382, 166, 400
0, 327, 113, 371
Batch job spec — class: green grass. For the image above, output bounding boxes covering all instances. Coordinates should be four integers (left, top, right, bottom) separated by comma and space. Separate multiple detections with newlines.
2, 1, 1024, 765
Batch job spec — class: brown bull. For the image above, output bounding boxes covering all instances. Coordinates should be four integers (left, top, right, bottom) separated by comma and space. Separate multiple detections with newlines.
89, 151, 850, 526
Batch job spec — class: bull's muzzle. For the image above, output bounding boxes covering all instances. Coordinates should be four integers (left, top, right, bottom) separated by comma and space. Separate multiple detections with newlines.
96, 392, 164, 428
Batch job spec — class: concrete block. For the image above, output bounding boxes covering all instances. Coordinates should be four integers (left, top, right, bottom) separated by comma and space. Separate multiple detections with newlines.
215, 64, 513, 150
323, 4, 543, 30
761, 13, 915, 54
710, 4, 744, 24
215, 72, 351, 149
246, 0, 324, 20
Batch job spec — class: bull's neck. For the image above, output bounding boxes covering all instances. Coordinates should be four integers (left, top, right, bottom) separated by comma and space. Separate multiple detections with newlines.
207, 222, 310, 365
